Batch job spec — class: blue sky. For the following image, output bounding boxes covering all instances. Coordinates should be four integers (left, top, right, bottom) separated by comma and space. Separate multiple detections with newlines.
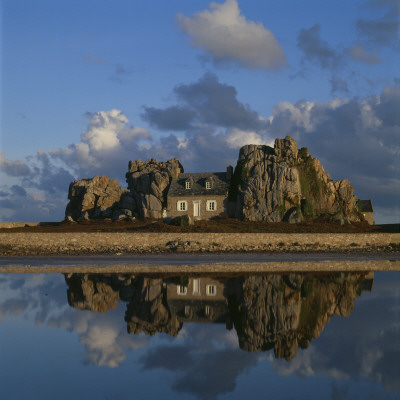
1, 0, 399, 222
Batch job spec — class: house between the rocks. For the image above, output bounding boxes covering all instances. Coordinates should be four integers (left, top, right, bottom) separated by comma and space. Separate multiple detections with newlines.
166, 166, 233, 221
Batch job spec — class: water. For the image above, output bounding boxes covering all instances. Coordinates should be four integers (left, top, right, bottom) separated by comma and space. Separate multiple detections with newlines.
0, 270, 399, 400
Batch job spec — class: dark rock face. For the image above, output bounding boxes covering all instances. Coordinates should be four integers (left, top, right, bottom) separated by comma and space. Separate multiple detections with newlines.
232, 136, 359, 222
125, 277, 182, 336
125, 158, 183, 219
229, 273, 369, 360
65, 175, 128, 221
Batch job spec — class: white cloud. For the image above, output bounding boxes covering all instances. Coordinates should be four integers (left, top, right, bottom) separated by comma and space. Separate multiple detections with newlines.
226, 128, 263, 148
49, 110, 152, 174
177, 0, 287, 70
82, 109, 128, 152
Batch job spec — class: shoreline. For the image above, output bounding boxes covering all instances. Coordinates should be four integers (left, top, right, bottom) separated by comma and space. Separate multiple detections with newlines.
0, 257, 400, 275
1, 232, 399, 256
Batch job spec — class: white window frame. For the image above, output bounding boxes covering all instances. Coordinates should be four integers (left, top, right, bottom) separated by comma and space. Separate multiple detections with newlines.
177, 200, 187, 211
206, 200, 217, 211
205, 305, 212, 316
205, 181, 211, 189
185, 181, 191, 189
177, 285, 187, 295
206, 284, 216, 296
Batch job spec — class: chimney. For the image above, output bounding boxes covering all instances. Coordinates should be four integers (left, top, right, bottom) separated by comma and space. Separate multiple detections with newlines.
226, 165, 233, 181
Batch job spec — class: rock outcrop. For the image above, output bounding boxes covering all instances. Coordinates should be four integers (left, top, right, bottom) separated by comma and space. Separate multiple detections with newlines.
125, 157, 183, 219
65, 175, 128, 221
231, 136, 359, 222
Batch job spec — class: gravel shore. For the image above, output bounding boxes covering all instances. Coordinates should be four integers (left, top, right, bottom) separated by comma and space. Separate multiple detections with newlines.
1, 232, 399, 255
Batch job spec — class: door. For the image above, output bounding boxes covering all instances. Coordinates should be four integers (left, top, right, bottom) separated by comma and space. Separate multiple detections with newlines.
193, 201, 200, 217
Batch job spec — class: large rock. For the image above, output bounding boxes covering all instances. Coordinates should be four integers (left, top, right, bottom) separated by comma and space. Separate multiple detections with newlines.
125, 157, 183, 219
232, 136, 359, 222
65, 175, 128, 220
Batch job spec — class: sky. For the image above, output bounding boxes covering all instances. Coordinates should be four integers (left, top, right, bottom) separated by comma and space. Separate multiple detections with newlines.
0, 0, 399, 223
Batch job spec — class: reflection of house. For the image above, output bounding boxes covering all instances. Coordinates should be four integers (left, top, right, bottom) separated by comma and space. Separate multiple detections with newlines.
359, 199, 374, 225
166, 277, 230, 324
166, 167, 232, 221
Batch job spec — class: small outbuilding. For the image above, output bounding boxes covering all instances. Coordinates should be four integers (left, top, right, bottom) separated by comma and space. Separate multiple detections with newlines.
359, 199, 374, 224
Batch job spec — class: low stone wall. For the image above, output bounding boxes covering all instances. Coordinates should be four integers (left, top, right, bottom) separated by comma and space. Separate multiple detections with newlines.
1, 232, 399, 255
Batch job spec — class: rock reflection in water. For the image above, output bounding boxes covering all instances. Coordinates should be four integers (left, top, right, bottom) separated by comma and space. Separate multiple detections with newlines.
65, 271, 373, 361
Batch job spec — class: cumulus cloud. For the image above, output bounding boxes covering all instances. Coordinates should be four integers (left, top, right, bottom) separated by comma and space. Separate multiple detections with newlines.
177, 0, 287, 70
0, 152, 31, 177
49, 109, 152, 176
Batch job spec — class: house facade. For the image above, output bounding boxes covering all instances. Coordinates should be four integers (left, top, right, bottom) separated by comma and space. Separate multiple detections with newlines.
166, 167, 232, 221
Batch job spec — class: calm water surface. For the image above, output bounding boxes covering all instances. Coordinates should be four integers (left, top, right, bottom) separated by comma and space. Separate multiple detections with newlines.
0, 269, 399, 400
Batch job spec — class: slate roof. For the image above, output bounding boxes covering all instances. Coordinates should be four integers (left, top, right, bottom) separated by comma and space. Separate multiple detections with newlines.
168, 172, 230, 197
359, 199, 373, 213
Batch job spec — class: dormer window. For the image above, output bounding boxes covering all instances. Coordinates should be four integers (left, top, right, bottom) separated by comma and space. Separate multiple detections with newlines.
206, 181, 211, 189
186, 181, 191, 189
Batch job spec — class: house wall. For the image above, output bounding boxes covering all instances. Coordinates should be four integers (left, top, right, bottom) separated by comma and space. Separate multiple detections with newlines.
363, 212, 374, 225
167, 195, 228, 220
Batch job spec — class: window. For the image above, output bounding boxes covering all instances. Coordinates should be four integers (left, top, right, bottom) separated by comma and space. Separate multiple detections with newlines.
177, 285, 187, 295
206, 181, 211, 189
193, 279, 200, 295
177, 201, 187, 211
185, 181, 191, 189
205, 305, 212, 316
206, 200, 216, 211
206, 284, 216, 296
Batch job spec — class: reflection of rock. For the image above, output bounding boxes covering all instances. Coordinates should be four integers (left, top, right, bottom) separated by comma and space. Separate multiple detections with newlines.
125, 277, 182, 336
229, 272, 373, 360
65, 274, 134, 313
64, 271, 373, 361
